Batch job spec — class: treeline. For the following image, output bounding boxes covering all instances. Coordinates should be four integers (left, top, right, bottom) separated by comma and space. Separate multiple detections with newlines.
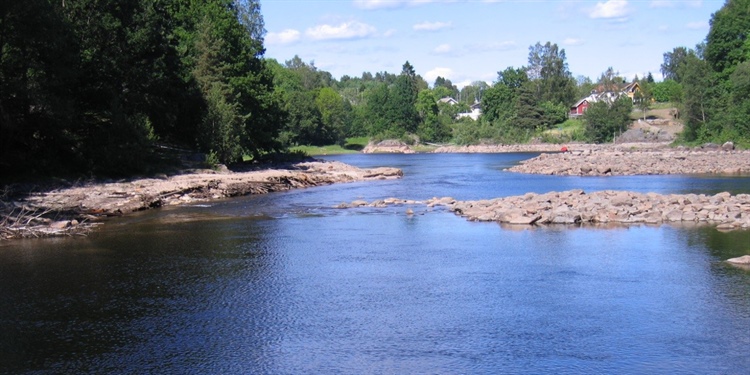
272, 41, 638, 147
659, 0, 750, 146
1, 0, 281, 177
4, 0, 747, 179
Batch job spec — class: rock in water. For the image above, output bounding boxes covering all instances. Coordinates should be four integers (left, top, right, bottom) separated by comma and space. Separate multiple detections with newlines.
726, 255, 750, 265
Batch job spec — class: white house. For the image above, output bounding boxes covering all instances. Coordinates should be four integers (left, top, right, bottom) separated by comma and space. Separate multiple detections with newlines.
438, 97, 482, 120
457, 102, 482, 121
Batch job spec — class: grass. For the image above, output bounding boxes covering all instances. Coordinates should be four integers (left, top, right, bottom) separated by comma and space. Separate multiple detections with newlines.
539, 118, 587, 142
290, 137, 370, 156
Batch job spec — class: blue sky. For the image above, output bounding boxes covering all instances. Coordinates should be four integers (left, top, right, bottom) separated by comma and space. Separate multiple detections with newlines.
261, 0, 722, 87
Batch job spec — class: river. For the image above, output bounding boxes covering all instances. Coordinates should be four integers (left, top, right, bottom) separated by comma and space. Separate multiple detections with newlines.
1, 153, 749, 374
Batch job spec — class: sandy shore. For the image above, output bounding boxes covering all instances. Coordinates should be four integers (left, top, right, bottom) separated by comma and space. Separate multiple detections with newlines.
0, 160, 402, 240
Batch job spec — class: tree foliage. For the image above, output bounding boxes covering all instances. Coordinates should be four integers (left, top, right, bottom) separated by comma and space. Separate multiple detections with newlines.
0, 0, 282, 177
583, 97, 633, 143
526, 42, 576, 106
661, 47, 691, 83
667, 0, 750, 145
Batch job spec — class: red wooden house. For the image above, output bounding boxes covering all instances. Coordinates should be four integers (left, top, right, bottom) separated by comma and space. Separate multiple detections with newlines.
570, 97, 591, 117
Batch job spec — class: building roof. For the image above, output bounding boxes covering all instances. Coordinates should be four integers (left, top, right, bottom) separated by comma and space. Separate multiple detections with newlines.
438, 97, 458, 105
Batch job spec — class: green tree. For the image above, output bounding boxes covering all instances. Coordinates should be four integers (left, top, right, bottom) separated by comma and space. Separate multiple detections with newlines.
679, 52, 716, 141
315, 87, 348, 145
584, 96, 633, 143
416, 89, 449, 142
704, 0, 750, 77
526, 41, 576, 106
386, 61, 420, 134
480, 84, 514, 124
661, 47, 691, 83
651, 80, 683, 103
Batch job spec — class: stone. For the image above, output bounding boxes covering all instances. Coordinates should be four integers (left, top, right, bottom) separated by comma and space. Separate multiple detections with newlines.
722, 141, 735, 151
49, 221, 70, 229
726, 255, 750, 265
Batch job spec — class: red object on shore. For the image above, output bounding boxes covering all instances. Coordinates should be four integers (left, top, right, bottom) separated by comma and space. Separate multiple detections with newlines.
561, 146, 568, 152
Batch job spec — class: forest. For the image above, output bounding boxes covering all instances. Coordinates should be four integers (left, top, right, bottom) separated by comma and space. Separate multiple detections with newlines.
1, 0, 748, 178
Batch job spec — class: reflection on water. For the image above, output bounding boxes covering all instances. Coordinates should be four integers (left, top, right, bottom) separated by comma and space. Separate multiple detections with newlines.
1, 153, 749, 374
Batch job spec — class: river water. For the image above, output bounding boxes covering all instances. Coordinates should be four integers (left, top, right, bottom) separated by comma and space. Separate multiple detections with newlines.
1, 153, 749, 374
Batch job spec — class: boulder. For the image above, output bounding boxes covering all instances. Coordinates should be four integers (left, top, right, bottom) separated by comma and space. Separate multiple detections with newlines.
49, 221, 71, 229
726, 255, 750, 265
722, 141, 735, 151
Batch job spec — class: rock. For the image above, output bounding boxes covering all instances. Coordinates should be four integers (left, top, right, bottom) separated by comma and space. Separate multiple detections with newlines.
350, 200, 368, 207
596, 165, 612, 174
49, 221, 71, 229
726, 255, 750, 265
716, 223, 736, 231
722, 141, 735, 151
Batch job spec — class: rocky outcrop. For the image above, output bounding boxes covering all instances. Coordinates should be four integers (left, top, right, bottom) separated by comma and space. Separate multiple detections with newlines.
509, 149, 750, 176
362, 140, 415, 154
1, 161, 402, 240
433, 144, 565, 153
431, 142, 673, 154
336, 190, 750, 231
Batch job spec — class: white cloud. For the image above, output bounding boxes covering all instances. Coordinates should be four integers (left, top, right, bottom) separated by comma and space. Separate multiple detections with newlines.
383, 29, 397, 37
353, 0, 457, 10
589, 0, 631, 19
425, 67, 454, 83
305, 22, 377, 41
686, 21, 708, 30
413, 21, 452, 31
563, 38, 584, 46
353, 0, 404, 10
433, 44, 453, 54
266, 29, 301, 45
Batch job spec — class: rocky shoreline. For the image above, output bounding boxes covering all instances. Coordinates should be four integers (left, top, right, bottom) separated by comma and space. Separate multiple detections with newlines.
509, 147, 750, 176
0, 161, 402, 240
336, 189, 750, 231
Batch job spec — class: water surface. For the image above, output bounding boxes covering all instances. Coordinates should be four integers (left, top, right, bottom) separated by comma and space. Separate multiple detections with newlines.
1, 153, 749, 374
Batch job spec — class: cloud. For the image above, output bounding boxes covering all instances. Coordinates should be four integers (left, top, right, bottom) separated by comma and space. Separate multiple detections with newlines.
563, 38, 584, 46
305, 22, 377, 41
686, 21, 708, 30
424, 67, 454, 83
353, 0, 404, 10
266, 29, 301, 45
413, 21, 452, 31
588, 0, 631, 19
435, 41, 516, 56
433, 44, 453, 54
353, 0, 456, 10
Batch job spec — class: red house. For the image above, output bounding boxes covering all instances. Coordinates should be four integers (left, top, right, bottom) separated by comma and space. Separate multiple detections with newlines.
570, 97, 591, 117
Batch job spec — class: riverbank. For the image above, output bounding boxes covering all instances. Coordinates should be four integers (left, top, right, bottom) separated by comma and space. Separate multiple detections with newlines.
0, 160, 402, 240
508, 147, 750, 176
336, 189, 750, 231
